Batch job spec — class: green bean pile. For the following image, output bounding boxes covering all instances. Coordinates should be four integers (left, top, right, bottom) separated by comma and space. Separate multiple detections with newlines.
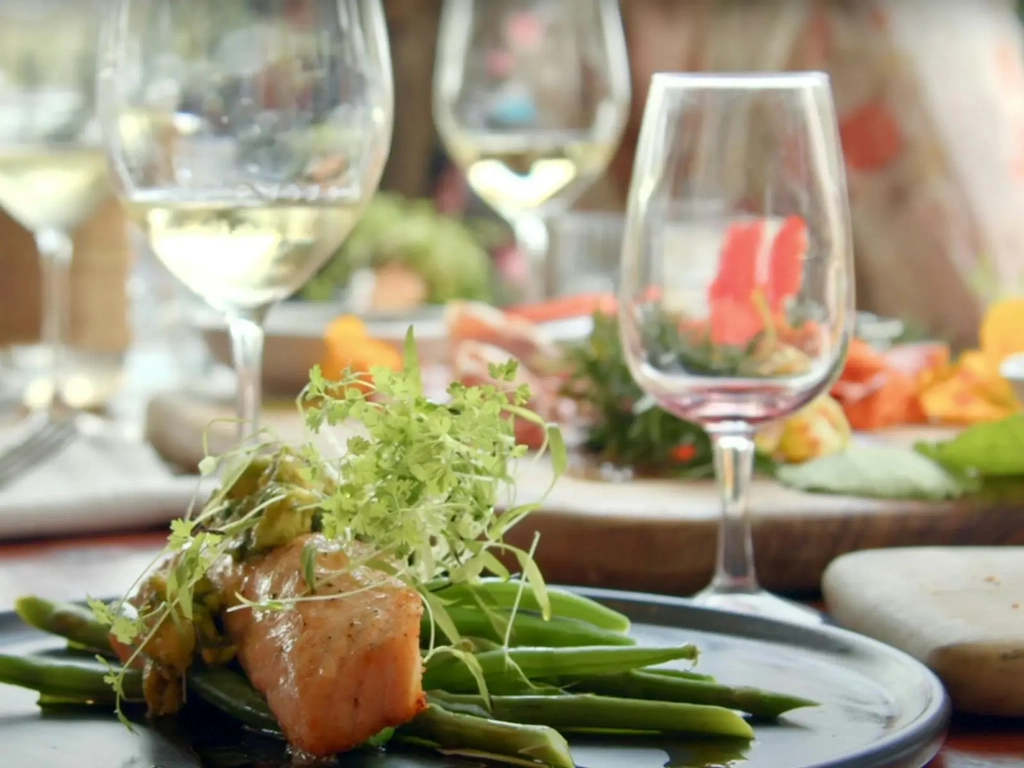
3, 584, 817, 768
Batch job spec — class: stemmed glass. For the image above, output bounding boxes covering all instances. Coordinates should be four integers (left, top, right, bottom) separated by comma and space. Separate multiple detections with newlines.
0, 1, 111, 420
433, 0, 631, 303
617, 73, 855, 624
98, 0, 394, 439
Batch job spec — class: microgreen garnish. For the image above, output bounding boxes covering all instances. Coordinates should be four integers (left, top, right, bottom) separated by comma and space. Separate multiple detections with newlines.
88, 328, 564, 721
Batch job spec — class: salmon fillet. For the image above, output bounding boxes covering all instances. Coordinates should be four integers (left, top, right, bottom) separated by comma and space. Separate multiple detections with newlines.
208, 534, 427, 756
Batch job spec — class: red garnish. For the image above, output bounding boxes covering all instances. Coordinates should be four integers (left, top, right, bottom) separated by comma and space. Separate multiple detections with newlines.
709, 220, 763, 304
709, 297, 765, 348
706, 216, 807, 346
672, 443, 698, 463
766, 216, 808, 310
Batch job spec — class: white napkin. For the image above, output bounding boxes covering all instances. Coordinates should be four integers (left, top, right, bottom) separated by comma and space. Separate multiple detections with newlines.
0, 422, 210, 541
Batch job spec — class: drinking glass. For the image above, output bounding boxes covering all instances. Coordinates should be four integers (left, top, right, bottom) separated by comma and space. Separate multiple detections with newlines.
434, 0, 630, 303
617, 73, 855, 624
0, 0, 111, 417
98, 0, 394, 438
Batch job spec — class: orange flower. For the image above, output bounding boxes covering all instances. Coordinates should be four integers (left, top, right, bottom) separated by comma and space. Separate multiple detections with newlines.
916, 298, 1024, 424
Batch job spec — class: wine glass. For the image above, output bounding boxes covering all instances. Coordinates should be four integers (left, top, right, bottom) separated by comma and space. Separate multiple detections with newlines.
433, 0, 630, 304
0, 0, 111, 419
617, 73, 855, 625
98, 0, 394, 439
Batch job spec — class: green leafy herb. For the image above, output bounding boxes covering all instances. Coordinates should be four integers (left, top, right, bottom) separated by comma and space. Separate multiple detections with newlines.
88, 327, 564, 719
562, 313, 712, 476
775, 445, 972, 500
915, 414, 1024, 477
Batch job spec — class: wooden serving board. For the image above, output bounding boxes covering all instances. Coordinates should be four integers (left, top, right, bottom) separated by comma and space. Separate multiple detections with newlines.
823, 547, 1024, 717
146, 390, 1024, 596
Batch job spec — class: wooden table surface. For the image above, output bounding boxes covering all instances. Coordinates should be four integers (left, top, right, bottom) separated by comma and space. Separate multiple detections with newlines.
0, 530, 1020, 767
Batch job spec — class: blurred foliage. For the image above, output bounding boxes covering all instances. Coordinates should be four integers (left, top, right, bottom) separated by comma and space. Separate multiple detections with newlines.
297, 193, 499, 304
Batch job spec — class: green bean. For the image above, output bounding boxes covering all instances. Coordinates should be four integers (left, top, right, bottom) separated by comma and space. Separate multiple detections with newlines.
433, 579, 631, 633
15, 597, 114, 655
37, 693, 107, 709
186, 664, 282, 734
397, 704, 575, 768
423, 644, 698, 693
428, 692, 755, 740
567, 671, 818, 719
426, 607, 635, 649
643, 667, 716, 683
0, 653, 141, 703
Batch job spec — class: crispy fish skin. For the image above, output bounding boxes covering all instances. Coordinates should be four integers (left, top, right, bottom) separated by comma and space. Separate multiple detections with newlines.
208, 534, 427, 756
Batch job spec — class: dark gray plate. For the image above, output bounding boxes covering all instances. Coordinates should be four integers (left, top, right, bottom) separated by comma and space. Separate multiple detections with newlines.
0, 588, 949, 768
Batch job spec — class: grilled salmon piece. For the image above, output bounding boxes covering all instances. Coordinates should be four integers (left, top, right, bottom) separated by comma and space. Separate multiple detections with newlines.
208, 534, 427, 756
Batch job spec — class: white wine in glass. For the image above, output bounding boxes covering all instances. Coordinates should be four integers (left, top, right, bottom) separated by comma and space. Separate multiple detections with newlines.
132, 198, 363, 314
444, 130, 619, 213
0, 1, 115, 412
434, 0, 630, 302
0, 146, 110, 233
99, 0, 394, 438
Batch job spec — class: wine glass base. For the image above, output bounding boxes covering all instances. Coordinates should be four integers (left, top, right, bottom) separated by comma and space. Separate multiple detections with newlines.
690, 586, 827, 626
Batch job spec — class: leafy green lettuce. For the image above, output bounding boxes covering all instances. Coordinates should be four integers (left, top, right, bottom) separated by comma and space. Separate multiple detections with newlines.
774, 445, 971, 501
775, 413, 1024, 499
914, 414, 1024, 477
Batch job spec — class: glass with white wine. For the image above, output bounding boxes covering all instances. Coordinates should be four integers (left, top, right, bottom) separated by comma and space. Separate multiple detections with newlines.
0, 0, 113, 413
434, 0, 630, 303
98, 0, 394, 437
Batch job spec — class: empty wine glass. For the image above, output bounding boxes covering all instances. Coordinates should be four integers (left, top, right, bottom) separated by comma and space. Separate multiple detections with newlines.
433, 0, 630, 303
98, 0, 394, 438
618, 73, 855, 624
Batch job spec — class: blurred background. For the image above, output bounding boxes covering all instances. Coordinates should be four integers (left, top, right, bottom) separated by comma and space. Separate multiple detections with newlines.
2, 0, 1024, 420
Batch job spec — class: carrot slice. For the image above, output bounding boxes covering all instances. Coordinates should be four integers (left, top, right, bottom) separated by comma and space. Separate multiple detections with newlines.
840, 338, 889, 382
838, 370, 916, 431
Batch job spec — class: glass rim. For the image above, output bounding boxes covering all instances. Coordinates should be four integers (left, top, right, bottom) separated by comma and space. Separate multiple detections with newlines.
649, 71, 830, 91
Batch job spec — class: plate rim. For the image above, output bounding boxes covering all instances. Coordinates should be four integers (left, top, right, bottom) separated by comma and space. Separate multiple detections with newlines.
0, 587, 951, 768
570, 586, 951, 768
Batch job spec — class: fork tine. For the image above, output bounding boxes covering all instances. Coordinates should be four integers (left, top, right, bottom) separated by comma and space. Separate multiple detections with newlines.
0, 421, 75, 482
0, 417, 76, 489
0, 426, 62, 484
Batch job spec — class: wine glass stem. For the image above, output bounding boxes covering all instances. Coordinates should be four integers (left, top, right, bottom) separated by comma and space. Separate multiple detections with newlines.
36, 228, 74, 412
228, 310, 268, 440
709, 428, 759, 594
511, 212, 550, 302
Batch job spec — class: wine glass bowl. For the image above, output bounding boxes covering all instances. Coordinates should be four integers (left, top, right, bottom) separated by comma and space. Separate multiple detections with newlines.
0, 0, 112, 415
99, 0, 394, 437
433, 0, 630, 302
618, 72, 855, 624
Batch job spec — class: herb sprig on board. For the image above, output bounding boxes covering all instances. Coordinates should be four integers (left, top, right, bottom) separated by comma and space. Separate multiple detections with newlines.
562, 312, 713, 477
